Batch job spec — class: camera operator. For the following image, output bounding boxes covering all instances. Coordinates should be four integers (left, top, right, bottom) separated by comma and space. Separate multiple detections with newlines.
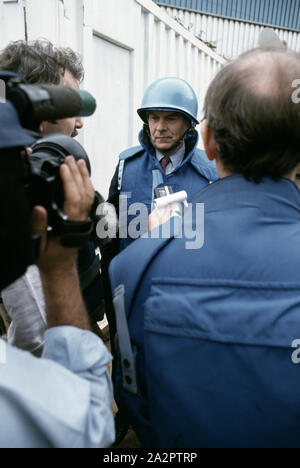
0, 101, 114, 448
0, 40, 104, 354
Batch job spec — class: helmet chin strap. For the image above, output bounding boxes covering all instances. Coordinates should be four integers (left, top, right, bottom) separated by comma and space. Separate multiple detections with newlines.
145, 122, 195, 156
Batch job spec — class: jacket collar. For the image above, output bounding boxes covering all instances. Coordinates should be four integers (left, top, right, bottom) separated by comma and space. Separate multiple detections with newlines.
138, 128, 199, 161
138, 128, 218, 181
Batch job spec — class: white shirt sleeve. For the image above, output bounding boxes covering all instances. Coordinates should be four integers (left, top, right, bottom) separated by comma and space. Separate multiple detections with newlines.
2, 265, 46, 355
0, 327, 115, 448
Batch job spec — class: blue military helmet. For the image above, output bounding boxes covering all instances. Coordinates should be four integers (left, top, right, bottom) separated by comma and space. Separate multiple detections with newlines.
0, 101, 36, 149
137, 77, 199, 126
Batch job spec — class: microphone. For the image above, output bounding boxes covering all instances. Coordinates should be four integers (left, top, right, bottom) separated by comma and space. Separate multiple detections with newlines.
36, 85, 97, 118
6, 83, 97, 131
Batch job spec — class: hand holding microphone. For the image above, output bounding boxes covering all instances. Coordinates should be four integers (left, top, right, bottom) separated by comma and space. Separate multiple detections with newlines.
148, 186, 188, 231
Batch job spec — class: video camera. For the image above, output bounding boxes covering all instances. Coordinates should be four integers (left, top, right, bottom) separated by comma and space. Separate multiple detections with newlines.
0, 71, 101, 290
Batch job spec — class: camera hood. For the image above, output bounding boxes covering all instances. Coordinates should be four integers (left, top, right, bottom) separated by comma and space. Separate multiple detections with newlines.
31, 133, 91, 174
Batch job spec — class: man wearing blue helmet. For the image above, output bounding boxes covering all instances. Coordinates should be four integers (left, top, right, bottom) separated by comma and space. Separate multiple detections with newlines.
101, 77, 218, 444
102, 76, 218, 334
105, 77, 218, 251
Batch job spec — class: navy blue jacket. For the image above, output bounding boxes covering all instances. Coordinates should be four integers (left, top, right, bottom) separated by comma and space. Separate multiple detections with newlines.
108, 129, 218, 250
110, 175, 300, 448
102, 130, 218, 348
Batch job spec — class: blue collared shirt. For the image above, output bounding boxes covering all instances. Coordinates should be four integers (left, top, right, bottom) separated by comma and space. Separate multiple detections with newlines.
0, 326, 115, 448
156, 143, 186, 175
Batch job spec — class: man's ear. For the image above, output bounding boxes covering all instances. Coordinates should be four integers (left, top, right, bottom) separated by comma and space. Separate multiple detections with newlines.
201, 119, 218, 161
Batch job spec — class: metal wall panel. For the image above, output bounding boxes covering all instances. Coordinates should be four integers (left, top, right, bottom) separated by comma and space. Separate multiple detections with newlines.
0, 0, 25, 44
89, 36, 133, 196
160, 5, 300, 59
154, 0, 300, 31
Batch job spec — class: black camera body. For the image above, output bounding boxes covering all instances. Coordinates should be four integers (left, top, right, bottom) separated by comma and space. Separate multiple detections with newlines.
30, 134, 91, 230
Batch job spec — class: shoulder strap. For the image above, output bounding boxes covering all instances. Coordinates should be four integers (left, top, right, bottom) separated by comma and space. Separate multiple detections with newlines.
190, 149, 219, 182
0, 300, 10, 337
117, 145, 144, 191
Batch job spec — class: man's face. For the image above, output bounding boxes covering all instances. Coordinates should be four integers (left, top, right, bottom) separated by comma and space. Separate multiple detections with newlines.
148, 110, 189, 154
40, 69, 83, 137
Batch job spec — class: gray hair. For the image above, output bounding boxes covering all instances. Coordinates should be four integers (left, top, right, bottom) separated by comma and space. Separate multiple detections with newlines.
0, 39, 84, 85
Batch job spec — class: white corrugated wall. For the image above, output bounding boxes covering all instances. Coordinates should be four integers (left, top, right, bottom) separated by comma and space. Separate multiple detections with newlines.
0, 0, 224, 197
160, 5, 300, 60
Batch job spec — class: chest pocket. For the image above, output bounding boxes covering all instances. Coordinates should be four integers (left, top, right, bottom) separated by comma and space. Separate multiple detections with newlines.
143, 278, 300, 448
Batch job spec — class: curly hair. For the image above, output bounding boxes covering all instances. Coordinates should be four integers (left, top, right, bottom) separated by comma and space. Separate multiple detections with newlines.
57, 46, 84, 83
203, 46, 300, 182
0, 39, 84, 85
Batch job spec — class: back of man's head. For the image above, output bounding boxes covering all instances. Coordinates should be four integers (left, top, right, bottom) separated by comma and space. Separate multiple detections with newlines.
0, 39, 84, 85
204, 46, 300, 182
